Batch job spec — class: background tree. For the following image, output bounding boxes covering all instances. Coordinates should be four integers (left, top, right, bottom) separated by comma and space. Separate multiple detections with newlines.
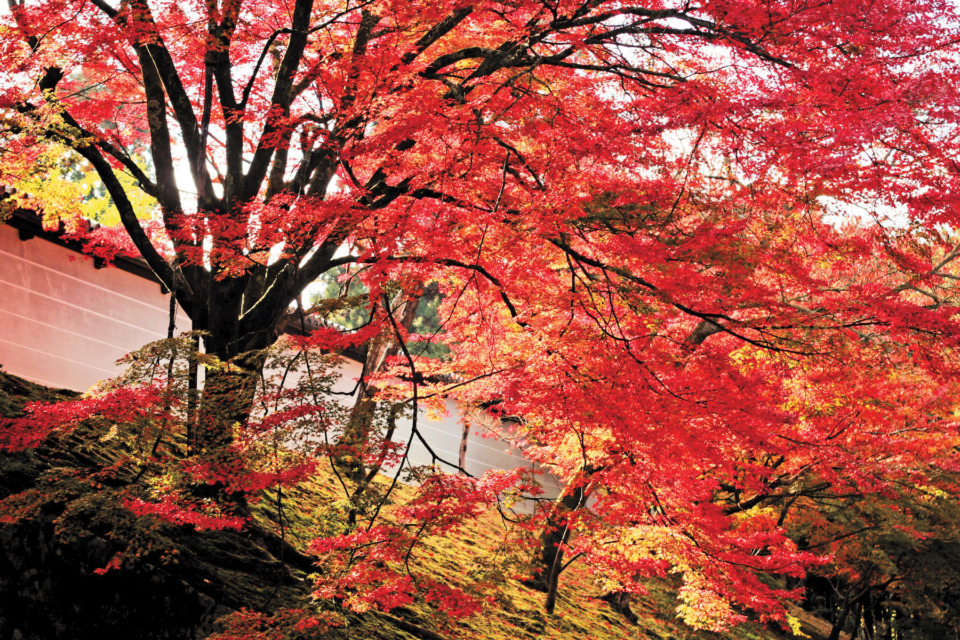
788, 479, 960, 640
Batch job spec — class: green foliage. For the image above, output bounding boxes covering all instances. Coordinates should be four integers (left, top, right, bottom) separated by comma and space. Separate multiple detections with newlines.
312, 268, 449, 359
312, 267, 372, 332
409, 291, 450, 360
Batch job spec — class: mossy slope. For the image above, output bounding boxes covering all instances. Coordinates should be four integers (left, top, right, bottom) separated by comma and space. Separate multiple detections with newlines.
0, 370, 829, 640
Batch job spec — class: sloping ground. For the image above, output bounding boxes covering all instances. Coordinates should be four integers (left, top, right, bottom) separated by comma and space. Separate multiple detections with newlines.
257, 476, 832, 640
0, 369, 310, 639
0, 369, 830, 640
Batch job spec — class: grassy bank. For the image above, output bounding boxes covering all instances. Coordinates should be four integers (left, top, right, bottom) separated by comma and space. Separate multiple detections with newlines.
0, 369, 830, 640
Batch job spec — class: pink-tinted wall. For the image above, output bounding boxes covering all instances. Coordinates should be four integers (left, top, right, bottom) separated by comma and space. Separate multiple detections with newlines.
0, 220, 562, 504
0, 223, 190, 391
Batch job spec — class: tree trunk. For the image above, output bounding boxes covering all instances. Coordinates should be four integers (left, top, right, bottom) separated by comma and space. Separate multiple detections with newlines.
194, 349, 269, 452
543, 522, 571, 614
337, 291, 418, 479
458, 420, 470, 474
525, 466, 594, 595
347, 402, 403, 525
181, 278, 285, 517
601, 591, 639, 625
186, 270, 288, 453
829, 604, 852, 640
863, 594, 875, 640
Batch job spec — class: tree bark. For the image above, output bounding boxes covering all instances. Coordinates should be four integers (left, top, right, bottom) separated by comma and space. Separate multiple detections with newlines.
337, 291, 418, 479
458, 420, 470, 474
525, 466, 594, 595
829, 602, 853, 640
601, 591, 639, 625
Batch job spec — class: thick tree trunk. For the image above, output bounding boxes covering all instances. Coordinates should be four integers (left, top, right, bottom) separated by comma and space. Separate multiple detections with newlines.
178, 277, 286, 521
526, 492, 578, 593
347, 402, 403, 525
186, 270, 287, 454
544, 550, 564, 613
194, 349, 269, 452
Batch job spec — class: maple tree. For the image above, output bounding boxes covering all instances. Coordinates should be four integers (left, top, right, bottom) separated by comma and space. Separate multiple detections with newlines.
785, 477, 960, 639
3, 0, 960, 632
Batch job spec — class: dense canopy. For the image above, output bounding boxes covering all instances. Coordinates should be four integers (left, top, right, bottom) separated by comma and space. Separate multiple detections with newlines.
3, 0, 960, 630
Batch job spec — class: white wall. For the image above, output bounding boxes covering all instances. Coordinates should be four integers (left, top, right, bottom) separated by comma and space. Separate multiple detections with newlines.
328, 359, 563, 505
0, 224, 190, 391
0, 222, 562, 505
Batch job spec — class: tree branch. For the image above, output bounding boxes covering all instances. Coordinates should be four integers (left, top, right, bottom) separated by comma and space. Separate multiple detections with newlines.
242, 0, 318, 201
